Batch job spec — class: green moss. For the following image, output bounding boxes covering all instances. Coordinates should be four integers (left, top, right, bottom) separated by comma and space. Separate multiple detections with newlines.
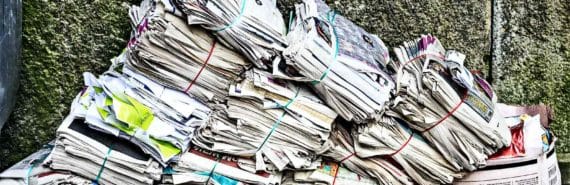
494, 0, 570, 152
0, 0, 136, 169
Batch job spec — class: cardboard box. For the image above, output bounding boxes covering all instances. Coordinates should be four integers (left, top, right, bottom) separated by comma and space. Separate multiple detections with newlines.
455, 143, 561, 185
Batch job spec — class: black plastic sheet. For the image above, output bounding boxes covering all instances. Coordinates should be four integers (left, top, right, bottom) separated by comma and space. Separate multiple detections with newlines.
0, 0, 22, 130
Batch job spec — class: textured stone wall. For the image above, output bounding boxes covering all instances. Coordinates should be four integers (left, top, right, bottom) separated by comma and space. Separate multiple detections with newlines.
1, 1, 569, 178
0, 0, 136, 169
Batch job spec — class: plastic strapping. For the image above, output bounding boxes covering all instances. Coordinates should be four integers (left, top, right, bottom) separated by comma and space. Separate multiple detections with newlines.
421, 90, 469, 133
184, 41, 217, 93
256, 88, 301, 152
311, 11, 339, 85
388, 133, 414, 157
213, 0, 247, 32
205, 157, 222, 185
331, 153, 356, 185
26, 163, 36, 185
92, 145, 114, 185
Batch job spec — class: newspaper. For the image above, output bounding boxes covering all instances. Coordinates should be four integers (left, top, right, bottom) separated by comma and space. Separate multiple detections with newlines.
174, 0, 287, 69
323, 122, 413, 185
172, 148, 283, 185
390, 35, 512, 171
192, 69, 336, 171
46, 115, 162, 185
73, 69, 209, 164
282, 161, 378, 185
126, 1, 251, 103
0, 140, 92, 185
353, 116, 464, 184
281, 0, 394, 123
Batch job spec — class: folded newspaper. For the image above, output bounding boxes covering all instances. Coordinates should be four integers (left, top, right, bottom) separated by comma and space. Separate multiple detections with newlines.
192, 69, 337, 171
174, 0, 288, 69
389, 35, 511, 171
281, 161, 378, 185
0, 141, 92, 185
281, 0, 394, 124
324, 122, 413, 185
353, 116, 464, 184
127, 1, 251, 103
46, 115, 162, 185
73, 69, 209, 164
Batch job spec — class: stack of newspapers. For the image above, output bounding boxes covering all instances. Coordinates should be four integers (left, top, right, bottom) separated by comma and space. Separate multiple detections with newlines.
2, 0, 538, 185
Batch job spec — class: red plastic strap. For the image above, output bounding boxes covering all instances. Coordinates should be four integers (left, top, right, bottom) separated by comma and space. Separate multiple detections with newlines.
332, 153, 355, 185
388, 133, 414, 157
184, 41, 217, 93
421, 91, 469, 133
401, 53, 445, 68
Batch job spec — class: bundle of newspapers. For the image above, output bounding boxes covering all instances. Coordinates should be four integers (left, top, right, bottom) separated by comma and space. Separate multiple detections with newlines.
389, 35, 512, 171
0, 0, 537, 185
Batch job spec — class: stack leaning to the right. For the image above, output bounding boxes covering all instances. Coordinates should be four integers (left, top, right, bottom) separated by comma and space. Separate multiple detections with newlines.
279, 0, 514, 184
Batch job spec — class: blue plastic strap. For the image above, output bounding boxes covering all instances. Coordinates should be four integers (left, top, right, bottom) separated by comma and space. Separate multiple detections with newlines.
213, 0, 247, 32
92, 145, 114, 185
311, 11, 340, 85
256, 88, 301, 152
205, 157, 222, 184
26, 163, 36, 185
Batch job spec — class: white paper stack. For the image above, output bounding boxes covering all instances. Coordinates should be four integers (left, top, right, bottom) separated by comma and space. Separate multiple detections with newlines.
282, 0, 394, 124
390, 35, 511, 171
46, 115, 162, 185
174, 0, 288, 69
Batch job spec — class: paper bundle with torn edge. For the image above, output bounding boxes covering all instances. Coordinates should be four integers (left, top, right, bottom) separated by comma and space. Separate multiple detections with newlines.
174, 0, 287, 69
389, 35, 511, 171
353, 116, 464, 184
46, 115, 162, 185
73, 68, 209, 164
281, 0, 394, 124
192, 69, 337, 171
126, 1, 251, 103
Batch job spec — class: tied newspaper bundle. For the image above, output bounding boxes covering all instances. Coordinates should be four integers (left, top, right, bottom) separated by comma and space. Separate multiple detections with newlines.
281, 161, 377, 185
323, 122, 412, 185
192, 69, 337, 171
46, 116, 163, 185
0, 141, 95, 185
353, 116, 463, 184
126, 1, 251, 103
281, 0, 394, 124
174, 0, 288, 68
389, 35, 512, 171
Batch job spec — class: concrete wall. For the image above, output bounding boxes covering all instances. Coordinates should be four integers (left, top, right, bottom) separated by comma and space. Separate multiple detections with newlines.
1, 0, 569, 182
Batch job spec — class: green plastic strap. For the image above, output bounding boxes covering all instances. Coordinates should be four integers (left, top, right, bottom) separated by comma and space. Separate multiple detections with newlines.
213, 0, 247, 32
26, 163, 36, 185
287, 10, 294, 34
92, 145, 114, 185
205, 157, 222, 184
311, 11, 340, 85
256, 88, 301, 152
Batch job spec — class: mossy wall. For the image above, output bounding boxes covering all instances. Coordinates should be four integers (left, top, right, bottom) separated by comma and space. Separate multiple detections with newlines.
0, 0, 568, 173
0, 0, 137, 169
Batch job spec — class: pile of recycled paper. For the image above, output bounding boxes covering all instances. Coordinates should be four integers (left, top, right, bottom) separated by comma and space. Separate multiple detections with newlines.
0, 0, 558, 185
